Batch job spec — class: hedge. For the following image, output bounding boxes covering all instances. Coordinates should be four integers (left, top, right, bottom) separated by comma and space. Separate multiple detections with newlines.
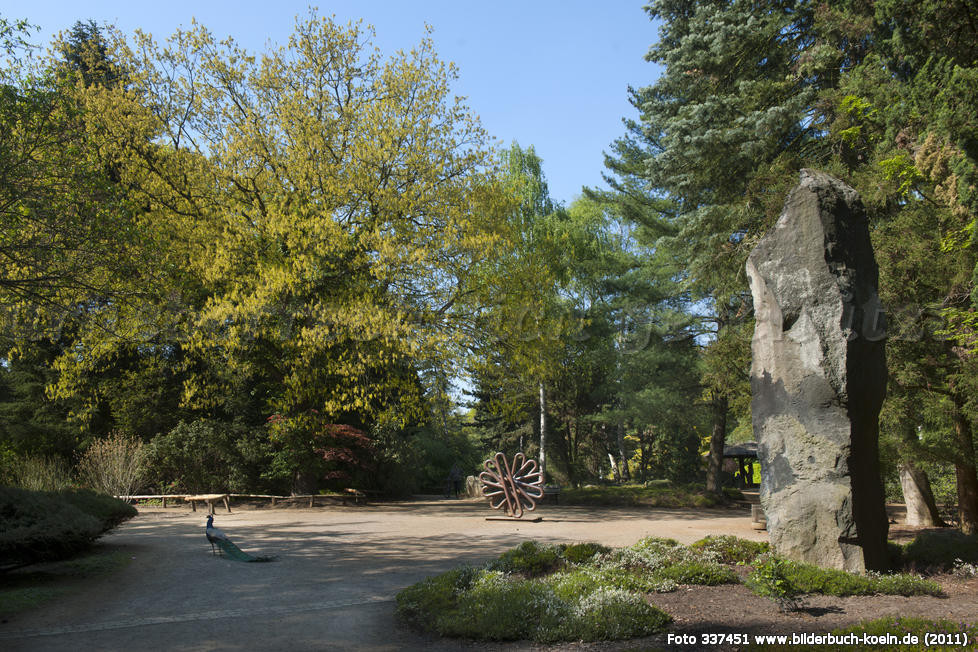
0, 488, 137, 569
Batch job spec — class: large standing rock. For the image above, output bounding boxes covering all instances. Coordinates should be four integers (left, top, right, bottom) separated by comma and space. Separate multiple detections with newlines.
747, 169, 889, 572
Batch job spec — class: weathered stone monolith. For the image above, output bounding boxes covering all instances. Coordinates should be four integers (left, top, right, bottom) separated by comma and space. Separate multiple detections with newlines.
747, 169, 889, 572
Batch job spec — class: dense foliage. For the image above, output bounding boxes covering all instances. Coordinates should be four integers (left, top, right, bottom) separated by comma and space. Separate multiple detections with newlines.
595, 0, 978, 529
0, 2, 976, 514
0, 487, 136, 568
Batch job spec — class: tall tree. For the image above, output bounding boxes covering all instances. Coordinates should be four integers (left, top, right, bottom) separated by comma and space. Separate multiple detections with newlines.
605, 0, 829, 492
53, 14, 516, 436
814, 0, 978, 533
0, 19, 146, 338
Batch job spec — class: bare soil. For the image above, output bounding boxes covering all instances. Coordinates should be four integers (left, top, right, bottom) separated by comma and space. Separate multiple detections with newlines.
0, 499, 974, 651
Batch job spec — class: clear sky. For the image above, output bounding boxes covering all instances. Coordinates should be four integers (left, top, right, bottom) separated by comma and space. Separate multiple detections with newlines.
6, 1, 663, 206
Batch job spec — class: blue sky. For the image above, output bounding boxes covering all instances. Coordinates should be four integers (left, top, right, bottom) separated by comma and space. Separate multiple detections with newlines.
8, 1, 663, 206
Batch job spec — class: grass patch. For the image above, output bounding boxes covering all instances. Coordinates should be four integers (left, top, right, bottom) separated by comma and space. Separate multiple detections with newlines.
0, 547, 132, 618
559, 483, 732, 508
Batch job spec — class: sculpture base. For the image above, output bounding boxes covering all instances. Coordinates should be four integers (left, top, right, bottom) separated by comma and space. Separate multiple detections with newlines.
485, 516, 543, 522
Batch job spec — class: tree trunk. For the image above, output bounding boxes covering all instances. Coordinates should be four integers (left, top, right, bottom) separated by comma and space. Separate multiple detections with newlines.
951, 406, 978, 535
617, 423, 631, 481
608, 452, 620, 482
899, 462, 944, 526
894, 407, 943, 526
539, 382, 547, 484
705, 393, 728, 494
293, 468, 318, 496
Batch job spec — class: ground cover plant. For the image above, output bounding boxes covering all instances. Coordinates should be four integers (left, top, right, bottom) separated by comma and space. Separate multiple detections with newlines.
396, 539, 677, 642
398, 535, 966, 645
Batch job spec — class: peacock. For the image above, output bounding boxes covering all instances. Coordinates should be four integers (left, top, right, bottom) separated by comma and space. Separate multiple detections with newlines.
205, 515, 276, 562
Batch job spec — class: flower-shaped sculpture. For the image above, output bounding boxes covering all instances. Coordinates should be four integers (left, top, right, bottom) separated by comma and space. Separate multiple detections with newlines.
479, 452, 544, 518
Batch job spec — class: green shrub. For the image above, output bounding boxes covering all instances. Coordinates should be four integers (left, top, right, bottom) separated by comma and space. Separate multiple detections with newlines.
147, 420, 246, 494
783, 560, 941, 597
0, 487, 136, 568
869, 572, 943, 597
443, 572, 568, 640
489, 540, 565, 576
76, 432, 147, 497
4, 455, 73, 491
747, 556, 943, 606
397, 542, 674, 643
546, 568, 601, 602
590, 565, 679, 593
900, 529, 978, 571
690, 535, 769, 564
563, 542, 610, 564
558, 587, 672, 642
746, 555, 802, 612
783, 561, 876, 596
722, 487, 745, 500
396, 566, 477, 626
630, 537, 682, 556
887, 540, 905, 567
58, 490, 137, 531
658, 560, 738, 585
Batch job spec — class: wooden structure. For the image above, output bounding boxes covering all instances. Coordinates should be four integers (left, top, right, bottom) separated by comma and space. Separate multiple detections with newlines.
116, 490, 373, 511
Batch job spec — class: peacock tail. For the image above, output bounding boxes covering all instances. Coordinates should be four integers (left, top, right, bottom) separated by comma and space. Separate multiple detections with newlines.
214, 537, 277, 563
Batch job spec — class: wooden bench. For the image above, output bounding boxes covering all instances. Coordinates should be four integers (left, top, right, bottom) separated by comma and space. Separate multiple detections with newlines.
543, 486, 562, 505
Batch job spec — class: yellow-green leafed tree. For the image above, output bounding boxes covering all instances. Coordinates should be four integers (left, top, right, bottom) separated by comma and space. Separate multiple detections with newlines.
55, 12, 518, 426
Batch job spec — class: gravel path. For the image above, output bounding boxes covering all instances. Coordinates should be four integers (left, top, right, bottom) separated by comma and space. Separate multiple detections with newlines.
0, 499, 764, 651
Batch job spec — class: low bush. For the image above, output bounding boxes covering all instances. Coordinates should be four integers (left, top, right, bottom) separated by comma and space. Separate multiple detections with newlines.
899, 529, 978, 571
398, 566, 672, 643
563, 542, 610, 564
396, 566, 477, 626
488, 540, 565, 576
397, 542, 675, 643
0, 487, 136, 568
658, 559, 738, 585
746, 555, 942, 606
443, 572, 568, 640
691, 535, 769, 564
76, 432, 147, 498
58, 490, 138, 532
3, 455, 73, 491
745, 555, 802, 612
558, 586, 671, 642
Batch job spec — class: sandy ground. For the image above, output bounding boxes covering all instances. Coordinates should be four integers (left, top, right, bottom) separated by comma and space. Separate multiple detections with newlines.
0, 498, 766, 651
